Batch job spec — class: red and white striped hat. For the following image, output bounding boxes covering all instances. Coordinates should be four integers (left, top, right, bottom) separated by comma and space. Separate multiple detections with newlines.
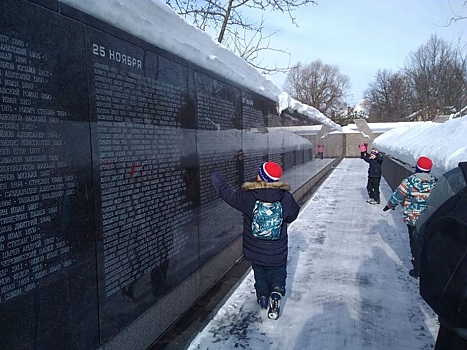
258, 162, 283, 182
415, 156, 433, 173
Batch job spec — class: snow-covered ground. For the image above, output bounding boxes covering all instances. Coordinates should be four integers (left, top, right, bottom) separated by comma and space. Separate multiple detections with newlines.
185, 158, 438, 350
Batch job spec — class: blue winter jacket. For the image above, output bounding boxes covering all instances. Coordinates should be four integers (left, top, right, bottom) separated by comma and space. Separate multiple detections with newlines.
211, 172, 300, 267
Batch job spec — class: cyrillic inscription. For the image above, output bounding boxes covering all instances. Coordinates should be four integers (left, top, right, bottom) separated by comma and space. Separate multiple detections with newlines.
0, 34, 75, 303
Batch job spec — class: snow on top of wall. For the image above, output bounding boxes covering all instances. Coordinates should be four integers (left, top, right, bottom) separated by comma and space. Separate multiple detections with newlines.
373, 116, 467, 177
59, 0, 342, 131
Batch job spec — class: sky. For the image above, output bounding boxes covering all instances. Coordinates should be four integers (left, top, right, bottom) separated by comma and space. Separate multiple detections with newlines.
257, 0, 467, 104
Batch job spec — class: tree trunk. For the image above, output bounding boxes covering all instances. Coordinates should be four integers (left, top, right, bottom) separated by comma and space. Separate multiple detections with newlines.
218, 0, 234, 43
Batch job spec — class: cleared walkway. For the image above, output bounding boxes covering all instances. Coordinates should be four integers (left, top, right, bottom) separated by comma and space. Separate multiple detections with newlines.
184, 158, 438, 350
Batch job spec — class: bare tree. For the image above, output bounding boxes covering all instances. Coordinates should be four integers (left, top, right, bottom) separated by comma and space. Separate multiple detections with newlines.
166, 0, 317, 74
404, 35, 466, 120
453, 41, 467, 113
363, 35, 467, 122
283, 60, 350, 117
363, 70, 412, 122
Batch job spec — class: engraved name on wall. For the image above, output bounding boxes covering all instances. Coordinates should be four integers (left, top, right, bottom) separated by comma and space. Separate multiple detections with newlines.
89, 39, 193, 298
0, 34, 76, 303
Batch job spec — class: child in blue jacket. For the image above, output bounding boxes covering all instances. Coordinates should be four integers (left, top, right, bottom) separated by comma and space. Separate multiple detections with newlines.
211, 161, 300, 319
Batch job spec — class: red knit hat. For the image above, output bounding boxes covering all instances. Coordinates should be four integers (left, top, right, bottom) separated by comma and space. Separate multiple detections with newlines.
415, 156, 433, 173
258, 162, 282, 182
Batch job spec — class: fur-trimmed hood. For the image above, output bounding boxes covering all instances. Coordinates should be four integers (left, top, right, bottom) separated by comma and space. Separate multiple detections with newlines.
211, 171, 300, 267
241, 181, 290, 191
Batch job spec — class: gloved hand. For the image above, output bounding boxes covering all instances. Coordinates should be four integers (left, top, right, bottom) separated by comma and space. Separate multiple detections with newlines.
383, 205, 390, 212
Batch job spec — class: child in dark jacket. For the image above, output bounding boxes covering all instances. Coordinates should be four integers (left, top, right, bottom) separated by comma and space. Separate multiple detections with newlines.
211, 161, 300, 319
363, 149, 383, 204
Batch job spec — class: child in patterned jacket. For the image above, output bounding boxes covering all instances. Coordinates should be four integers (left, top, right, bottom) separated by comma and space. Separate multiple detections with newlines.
383, 156, 437, 278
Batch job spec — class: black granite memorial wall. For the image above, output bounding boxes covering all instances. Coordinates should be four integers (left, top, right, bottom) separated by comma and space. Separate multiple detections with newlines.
0, 1, 99, 349
0, 0, 315, 348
